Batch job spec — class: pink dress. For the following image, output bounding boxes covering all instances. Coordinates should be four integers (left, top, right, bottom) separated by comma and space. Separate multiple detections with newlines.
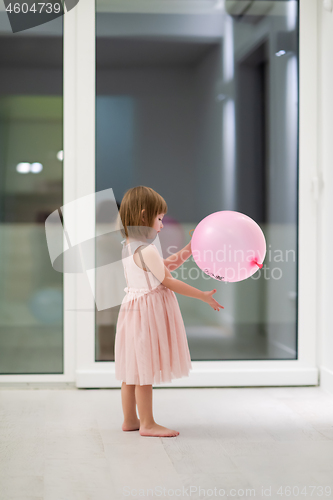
115, 238, 192, 386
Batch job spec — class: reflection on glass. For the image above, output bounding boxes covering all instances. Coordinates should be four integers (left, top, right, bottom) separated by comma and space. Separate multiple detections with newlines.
0, 17, 63, 373
95, 0, 298, 362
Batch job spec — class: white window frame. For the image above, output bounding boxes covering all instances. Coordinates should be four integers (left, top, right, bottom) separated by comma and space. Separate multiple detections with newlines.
0, 0, 318, 386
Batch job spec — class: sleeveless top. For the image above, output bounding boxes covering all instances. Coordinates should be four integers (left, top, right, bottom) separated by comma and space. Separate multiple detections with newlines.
121, 239, 163, 295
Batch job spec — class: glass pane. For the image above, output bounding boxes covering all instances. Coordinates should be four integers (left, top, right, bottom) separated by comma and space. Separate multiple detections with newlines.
0, 16, 63, 373
95, 0, 298, 362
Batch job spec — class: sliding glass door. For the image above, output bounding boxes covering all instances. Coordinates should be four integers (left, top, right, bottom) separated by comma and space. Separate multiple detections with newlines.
0, 0, 316, 386
0, 13, 63, 376
93, 1, 302, 376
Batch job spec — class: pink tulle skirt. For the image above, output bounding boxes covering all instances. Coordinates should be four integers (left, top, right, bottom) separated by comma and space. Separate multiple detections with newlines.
115, 283, 192, 386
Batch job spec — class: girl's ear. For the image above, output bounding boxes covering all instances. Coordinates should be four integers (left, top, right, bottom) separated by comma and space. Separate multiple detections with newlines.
141, 208, 145, 223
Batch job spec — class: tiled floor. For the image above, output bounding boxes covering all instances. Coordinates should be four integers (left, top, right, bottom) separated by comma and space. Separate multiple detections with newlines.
0, 385, 332, 500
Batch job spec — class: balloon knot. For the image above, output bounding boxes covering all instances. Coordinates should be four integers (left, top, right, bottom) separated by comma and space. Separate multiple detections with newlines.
253, 260, 263, 269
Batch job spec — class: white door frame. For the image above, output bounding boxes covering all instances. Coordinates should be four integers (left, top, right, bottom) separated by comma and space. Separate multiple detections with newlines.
0, 0, 318, 386
71, 0, 319, 389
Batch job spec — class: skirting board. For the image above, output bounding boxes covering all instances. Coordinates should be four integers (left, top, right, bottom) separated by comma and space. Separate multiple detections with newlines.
76, 367, 319, 388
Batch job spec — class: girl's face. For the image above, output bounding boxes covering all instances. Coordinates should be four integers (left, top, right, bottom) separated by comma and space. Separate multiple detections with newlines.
152, 213, 165, 233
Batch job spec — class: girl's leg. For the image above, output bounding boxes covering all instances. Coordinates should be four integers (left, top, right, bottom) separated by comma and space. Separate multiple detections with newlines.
135, 384, 179, 437
121, 382, 140, 431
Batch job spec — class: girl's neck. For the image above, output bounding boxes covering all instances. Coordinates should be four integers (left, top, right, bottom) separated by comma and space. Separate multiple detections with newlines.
126, 236, 149, 245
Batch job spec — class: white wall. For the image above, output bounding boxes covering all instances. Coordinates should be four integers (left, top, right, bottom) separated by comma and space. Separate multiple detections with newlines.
317, 1, 333, 394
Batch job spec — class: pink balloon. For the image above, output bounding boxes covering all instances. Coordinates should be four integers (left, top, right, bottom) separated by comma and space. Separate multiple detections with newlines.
191, 211, 266, 283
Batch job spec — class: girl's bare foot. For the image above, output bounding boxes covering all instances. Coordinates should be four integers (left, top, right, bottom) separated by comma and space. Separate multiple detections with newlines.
122, 417, 140, 431
139, 423, 179, 437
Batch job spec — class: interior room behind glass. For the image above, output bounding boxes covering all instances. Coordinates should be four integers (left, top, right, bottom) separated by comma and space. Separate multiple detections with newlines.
95, 1, 298, 363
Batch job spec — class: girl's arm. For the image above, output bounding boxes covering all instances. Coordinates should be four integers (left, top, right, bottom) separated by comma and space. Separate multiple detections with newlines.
161, 266, 224, 311
163, 241, 192, 271
138, 244, 224, 311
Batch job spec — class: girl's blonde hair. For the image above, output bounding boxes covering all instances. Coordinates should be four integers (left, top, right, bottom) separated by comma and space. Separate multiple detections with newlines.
117, 186, 168, 239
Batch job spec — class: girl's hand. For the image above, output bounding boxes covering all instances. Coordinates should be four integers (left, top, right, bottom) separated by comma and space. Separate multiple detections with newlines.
201, 289, 224, 311
188, 229, 194, 255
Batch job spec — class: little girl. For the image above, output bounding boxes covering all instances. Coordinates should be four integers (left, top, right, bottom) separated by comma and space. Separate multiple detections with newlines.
115, 186, 224, 437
